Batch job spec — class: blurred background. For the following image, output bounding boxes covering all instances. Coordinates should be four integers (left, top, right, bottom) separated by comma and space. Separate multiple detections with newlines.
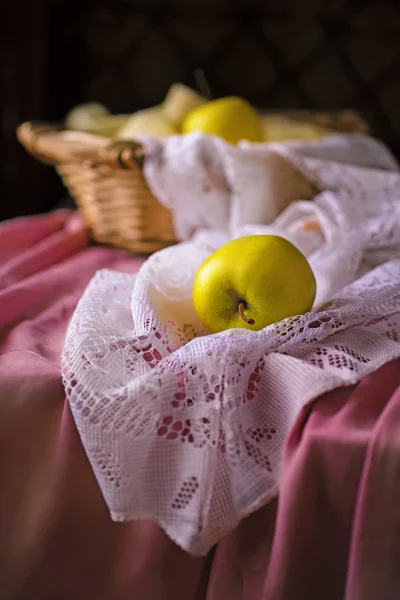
1, 0, 399, 222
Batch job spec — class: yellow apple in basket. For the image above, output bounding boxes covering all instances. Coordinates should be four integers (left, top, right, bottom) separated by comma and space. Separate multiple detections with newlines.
193, 235, 316, 333
182, 97, 263, 144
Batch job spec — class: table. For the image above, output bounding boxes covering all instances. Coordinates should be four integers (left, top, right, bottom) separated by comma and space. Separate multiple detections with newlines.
1, 210, 399, 599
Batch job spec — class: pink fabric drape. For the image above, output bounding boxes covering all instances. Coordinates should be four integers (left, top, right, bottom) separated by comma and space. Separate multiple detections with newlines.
0, 211, 399, 599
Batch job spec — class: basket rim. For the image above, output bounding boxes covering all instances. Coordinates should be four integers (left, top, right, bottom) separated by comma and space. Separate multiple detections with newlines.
17, 108, 369, 168
17, 121, 146, 169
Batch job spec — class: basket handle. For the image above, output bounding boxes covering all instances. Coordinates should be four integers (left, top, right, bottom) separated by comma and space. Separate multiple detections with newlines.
94, 140, 146, 169
17, 121, 146, 168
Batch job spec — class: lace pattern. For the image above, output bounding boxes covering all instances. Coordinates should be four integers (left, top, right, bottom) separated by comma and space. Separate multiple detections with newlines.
63, 134, 400, 554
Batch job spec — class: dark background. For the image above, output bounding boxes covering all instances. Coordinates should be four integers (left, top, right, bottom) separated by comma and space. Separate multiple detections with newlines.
1, 0, 400, 221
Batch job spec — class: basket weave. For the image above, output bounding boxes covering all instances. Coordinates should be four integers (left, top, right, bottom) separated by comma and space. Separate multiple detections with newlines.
17, 122, 176, 254
17, 111, 369, 254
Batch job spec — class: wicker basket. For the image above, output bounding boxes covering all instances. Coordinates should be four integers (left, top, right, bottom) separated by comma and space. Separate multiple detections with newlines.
17, 111, 369, 254
17, 122, 176, 254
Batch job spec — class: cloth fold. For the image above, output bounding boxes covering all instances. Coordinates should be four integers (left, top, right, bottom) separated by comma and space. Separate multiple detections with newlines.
143, 133, 398, 242
62, 134, 400, 554
2, 212, 400, 597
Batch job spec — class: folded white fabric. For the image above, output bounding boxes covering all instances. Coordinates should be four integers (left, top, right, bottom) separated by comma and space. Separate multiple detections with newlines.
142, 132, 398, 240
63, 134, 400, 554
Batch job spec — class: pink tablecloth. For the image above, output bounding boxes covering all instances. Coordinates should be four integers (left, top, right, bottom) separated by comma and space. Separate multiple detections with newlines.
1, 210, 400, 600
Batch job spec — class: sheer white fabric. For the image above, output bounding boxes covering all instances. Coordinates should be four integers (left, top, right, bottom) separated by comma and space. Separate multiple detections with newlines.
63, 134, 400, 554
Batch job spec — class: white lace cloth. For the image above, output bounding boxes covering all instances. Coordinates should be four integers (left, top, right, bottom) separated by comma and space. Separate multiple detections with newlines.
63, 133, 400, 555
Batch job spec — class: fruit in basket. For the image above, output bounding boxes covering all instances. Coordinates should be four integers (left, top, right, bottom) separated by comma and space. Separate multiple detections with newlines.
64, 83, 206, 139
182, 97, 263, 144
162, 83, 207, 127
65, 102, 131, 137
262, 114, 331, 142
90, 114, 131, 137
65, 102, 110, 132
118, 106, 178, 139
193, 235, 316, 333
118, 83, 205, 139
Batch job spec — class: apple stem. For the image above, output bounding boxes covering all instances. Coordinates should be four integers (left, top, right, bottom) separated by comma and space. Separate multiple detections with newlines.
238, 301, 255, 325
194, 68, 213, 100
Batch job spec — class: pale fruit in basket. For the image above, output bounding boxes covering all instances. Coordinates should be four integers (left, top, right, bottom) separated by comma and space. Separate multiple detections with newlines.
90, 114, 131, 137
118, 106, 178, 139
182, 97, 263, 144
65, 102, 110, 132
193, 235, 316, 334
162, 83, 207, 127
117, 81, 205, 139
262, 114, 332, 142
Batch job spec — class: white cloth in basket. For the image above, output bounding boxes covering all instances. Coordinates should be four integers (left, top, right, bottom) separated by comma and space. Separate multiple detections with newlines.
62, 133, 400, 555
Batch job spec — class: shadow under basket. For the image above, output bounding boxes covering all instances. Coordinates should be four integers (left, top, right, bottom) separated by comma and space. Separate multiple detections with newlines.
17, 122, 176, 254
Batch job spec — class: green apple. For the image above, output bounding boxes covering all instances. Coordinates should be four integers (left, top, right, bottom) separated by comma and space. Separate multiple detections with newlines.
182, 96, 263, 144
193, 235, 316, 333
